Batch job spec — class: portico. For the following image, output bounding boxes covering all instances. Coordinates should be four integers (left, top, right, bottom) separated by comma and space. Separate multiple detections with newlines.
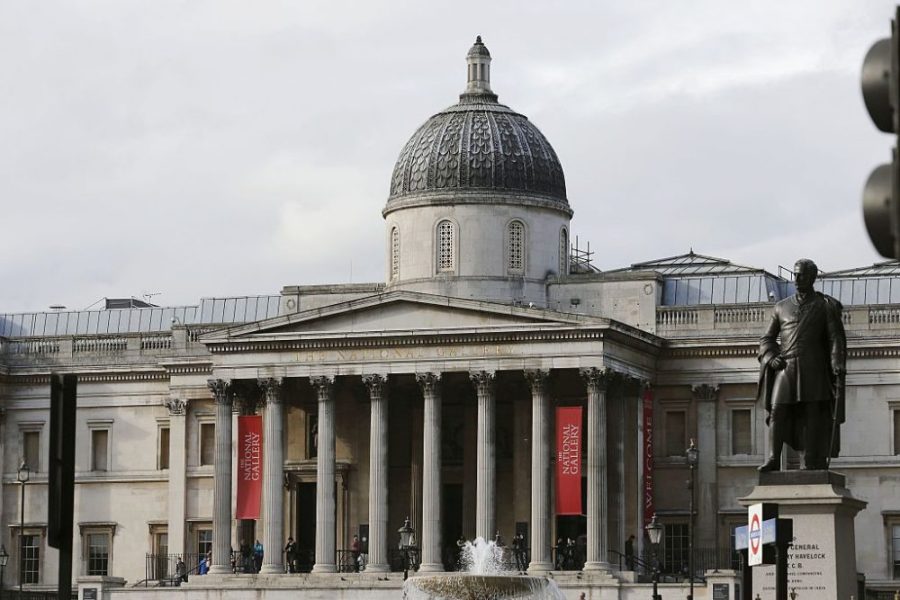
200, 291, 659, 576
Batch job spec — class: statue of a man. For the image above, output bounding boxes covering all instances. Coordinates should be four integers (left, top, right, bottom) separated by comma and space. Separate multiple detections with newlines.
757, 259, 846, 471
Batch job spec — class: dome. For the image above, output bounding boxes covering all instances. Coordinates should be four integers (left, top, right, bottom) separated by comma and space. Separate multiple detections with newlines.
386, 38, 568, 211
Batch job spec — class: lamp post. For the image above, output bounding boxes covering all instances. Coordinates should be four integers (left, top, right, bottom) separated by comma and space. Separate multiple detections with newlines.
17, 462, 30, 598
645, 514, 663, 600
686, 440, 699, 600
398, 517, 415, 580
0, 544, 9, 600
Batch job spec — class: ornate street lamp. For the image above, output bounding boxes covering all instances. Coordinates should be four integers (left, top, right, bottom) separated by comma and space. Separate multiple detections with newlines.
397, 517, 415, 580
0, 544, 9, 600
686, 440, 699, 600
17, 462, 30, 598
645, 515, 663, 600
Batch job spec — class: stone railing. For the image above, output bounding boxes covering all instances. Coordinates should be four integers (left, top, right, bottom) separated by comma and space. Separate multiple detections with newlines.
0, 327, 215, 364
657, 303, 897, 336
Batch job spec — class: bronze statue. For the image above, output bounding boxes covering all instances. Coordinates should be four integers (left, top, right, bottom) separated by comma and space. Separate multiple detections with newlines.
757, 259, 846, 471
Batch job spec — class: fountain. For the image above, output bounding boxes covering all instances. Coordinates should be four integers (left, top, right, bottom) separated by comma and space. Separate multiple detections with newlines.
402, 537, 564, 600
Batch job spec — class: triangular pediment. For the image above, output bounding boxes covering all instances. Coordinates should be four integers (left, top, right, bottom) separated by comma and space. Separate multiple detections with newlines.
206, 291, 600, 341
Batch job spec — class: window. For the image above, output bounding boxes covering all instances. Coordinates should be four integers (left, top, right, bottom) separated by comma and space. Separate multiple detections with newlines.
663, 522, 689, 576
23, 431, 40, 472
664, 410, 687, 457
895, 410, 900, 455
559, 228, 568, 275
197, 528, 213, 557
158, 426, 170, 470
731, 409, 752, 455
85, 532, 110, 575
507, 220, 525, 274
21, 533, 40, 584
437, 220, 455, 272
91, 429, 109, 472
200, 423, 215, 466
390, 227, 400, 281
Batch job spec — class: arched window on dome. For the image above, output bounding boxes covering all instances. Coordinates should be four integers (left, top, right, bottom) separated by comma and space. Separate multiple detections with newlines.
390, 226, 400, 281
437, 220, 456, 273
507, 220, 525, 275
559, 227, 568, 275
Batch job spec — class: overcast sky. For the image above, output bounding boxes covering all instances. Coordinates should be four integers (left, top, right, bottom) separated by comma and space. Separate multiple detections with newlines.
1, 1, 896, 312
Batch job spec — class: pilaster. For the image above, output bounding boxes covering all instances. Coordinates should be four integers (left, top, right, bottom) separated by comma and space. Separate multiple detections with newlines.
691, 383, 719, 548
165, 397, 187, 556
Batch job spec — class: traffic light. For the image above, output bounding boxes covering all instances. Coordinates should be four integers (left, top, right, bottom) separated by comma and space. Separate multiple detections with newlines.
862, 8, 900, 258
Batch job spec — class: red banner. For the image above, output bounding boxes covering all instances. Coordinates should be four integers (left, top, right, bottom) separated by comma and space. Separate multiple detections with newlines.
555, 406, 583, 515
236, 415, 263, 519
642, 388, 654, 527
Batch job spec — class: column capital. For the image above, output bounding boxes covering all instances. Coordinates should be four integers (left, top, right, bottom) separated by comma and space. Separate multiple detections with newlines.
207, 379, 233, 405
415, 372, 441, 393
362, 374, 388, 400
691, 383, 720, 403
258, 377, 284, 404
579, 367, 616, 392
524, 369, 549, 392
310, 375, 335, 399
469, 370, 495, 393
165, 397, 187, 416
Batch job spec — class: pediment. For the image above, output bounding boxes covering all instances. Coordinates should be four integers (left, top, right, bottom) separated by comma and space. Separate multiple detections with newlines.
209, 291, 596, 340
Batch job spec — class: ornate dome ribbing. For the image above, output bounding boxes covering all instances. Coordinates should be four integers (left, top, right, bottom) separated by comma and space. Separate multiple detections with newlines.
386, 37, 568, 208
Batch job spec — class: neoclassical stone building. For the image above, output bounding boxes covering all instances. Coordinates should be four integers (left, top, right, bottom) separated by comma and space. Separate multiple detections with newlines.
2, 37, 900, 595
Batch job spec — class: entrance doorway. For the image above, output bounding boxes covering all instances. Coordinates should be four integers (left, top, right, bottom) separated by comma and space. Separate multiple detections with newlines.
442, 483, 463, 570
296, 482, 317, 572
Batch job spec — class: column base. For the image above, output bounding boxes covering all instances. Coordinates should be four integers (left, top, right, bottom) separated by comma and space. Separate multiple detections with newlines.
527, 561, 552, 574
364, 563, 390, 573
417, 562, 444, 573
582, 561, 611, 572
207, 565, 232, 575
311, 563, 337, 574
259, 564, 284, 575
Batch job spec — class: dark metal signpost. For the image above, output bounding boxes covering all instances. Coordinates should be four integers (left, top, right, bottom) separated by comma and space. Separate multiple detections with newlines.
734, 503, 792, 600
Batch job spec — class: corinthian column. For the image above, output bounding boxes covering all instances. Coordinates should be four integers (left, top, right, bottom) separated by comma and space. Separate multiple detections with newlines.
259, 378, 284, 574
207, 379, 233, 575
525, 369, 552, 573
310, 376, 336, 573
363, 374, 390, 572
580, 367, 615, 572
470, 370, 496, 541
165, 398, 188, 556
416, 372, 443, 572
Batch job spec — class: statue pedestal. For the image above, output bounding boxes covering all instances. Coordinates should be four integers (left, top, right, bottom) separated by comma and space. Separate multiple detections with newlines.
739, 471, 865, 600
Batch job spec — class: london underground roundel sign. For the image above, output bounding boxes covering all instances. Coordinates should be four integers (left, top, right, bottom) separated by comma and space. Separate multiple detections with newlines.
748, 503, 764, 566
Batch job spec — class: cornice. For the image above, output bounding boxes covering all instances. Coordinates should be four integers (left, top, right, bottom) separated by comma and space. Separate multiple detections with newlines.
5, 370, 169, 385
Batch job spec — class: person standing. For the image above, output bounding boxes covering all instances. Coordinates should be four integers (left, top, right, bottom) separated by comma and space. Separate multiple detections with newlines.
624, 534, 636, 571
350, 535, 361, 572
253, 539, 264, 573
284, 537, 297, 573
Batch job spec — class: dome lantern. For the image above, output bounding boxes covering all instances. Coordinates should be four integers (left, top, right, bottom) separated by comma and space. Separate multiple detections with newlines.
462, 35, 497, 103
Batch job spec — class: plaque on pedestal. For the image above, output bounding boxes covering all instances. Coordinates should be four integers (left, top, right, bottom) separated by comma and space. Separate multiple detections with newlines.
739, 471, 865, 600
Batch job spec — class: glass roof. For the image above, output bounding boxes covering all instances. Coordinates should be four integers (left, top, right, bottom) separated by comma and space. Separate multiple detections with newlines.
0, 295, 281, 338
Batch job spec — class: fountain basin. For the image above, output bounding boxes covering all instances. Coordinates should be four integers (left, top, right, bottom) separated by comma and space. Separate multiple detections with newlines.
403, 573, 564, 600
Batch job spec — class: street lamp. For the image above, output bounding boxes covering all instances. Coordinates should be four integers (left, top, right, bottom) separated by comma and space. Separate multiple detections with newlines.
645, 514, 663, 600
398, 517, 415, 580
686, 440, 699, 600
17, 462, 30, 598
0, 544, 9, 600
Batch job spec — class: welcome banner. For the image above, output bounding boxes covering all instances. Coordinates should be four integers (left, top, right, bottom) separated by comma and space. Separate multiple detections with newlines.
555, 406, 583, 515
236, 415, 263, 519
642, 388, 655, 527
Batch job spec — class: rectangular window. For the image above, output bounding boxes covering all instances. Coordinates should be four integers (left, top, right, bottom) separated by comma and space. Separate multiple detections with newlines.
22, 533, 40, 584
731, 409, 752, 455
86, 532, 110, 576
91, 429, 109, 472
664, 411, 686, 457
894, 411, 900, 455
663, 522, 690, 576
158, 427, 170, 470
23, 431, 40, 472
197, 528, 213, 557
893, 524, 900, 578
200, 423, 215, 466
